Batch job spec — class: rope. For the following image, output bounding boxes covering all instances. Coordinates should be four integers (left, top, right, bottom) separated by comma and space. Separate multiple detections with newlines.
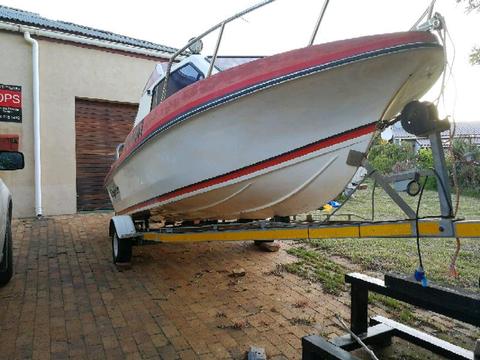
334, 315, 379, 360
433, 15, 463, 277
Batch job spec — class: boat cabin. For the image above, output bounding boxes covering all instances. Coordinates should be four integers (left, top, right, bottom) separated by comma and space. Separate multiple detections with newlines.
134, 55, 218, 126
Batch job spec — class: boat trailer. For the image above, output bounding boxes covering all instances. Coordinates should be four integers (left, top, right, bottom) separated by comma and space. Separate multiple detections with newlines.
109, 107, 480, 257
109, 103, 480, 359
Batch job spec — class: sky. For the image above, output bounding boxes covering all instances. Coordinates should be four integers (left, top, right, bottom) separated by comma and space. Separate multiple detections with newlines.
1, 0, 479, 122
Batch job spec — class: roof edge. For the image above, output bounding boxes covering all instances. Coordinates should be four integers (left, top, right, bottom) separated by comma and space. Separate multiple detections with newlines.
0, 20, 178, 60
0, 5, 178, 54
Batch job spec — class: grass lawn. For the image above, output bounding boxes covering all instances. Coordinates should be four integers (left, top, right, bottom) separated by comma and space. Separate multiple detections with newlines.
282, 183, 480, 350
290, 183, 480, 292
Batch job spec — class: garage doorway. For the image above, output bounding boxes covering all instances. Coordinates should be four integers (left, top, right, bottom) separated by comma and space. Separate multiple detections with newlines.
75, 99, 137, 211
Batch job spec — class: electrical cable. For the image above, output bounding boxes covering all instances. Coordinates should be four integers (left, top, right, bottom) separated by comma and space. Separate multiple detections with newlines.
371, 180, 377, 221
434, 27, 448, 106
435, 14, 457, 110
415, 176, 429, 269
439, 15, 462, 277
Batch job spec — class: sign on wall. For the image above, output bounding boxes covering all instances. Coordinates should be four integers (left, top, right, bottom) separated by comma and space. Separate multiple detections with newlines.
0, 84, 22, 123
0, 135, 19, 151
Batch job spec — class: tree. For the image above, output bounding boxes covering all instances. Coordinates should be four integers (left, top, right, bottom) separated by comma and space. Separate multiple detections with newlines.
460, 0, 480, 11
457, 0, 480, 64
471, 46, 480, 65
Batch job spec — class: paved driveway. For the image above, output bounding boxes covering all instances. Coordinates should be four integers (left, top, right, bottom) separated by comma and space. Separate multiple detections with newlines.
0, 213, 351, 359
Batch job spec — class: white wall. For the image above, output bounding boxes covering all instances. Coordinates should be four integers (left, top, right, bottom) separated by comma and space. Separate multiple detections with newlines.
0, 30, 164, 217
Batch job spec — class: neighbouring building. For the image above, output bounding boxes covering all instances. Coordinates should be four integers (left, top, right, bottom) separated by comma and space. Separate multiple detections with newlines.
392, 121, 480, 151
0, 6, 177, 217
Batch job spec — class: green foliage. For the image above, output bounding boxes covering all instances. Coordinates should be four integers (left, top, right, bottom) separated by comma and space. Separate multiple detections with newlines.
451, 139, 480, 195
470, 46, 480, 65
456, 1, 480, 64
416, 148, 438, 190
416, 148, 433, 168
367, 138, 480, 196
284, 247, 345, 295
367, 139, 416, 174
451, 138, 480, 159
457, 0, 480, 12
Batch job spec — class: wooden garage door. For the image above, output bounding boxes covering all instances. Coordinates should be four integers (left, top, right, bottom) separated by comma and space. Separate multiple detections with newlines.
75, 99, 136, 211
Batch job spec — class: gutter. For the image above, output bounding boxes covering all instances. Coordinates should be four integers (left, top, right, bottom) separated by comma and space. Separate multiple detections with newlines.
23, 32, 42, 217
0, 21, 178, 60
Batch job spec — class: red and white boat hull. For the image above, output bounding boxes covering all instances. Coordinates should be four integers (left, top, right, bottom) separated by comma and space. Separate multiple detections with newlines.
105, 32, 444, 221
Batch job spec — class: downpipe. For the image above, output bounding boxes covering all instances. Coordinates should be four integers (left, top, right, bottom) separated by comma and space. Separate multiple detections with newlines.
23, 32, 43, 217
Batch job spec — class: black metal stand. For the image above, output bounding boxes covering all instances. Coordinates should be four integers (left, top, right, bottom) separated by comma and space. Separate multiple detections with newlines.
302, 272, 480, 360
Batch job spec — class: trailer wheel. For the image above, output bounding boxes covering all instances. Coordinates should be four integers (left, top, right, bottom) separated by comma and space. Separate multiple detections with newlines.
0, 217, 13, 286
112, 232, 132, 264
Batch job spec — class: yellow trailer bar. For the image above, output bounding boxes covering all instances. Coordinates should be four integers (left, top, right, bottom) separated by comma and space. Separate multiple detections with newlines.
142, 219, 480, 243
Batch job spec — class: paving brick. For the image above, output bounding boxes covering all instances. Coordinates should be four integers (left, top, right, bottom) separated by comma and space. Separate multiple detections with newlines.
1, 213, 409, 359
150, 333, 169, 348
105, 347, 125, 359
124, 352, 142, 360
178, 348, 198, 360
157, 344, 178, 359
187, 339, 210, 355
161, 323, 181, 339
170, 335, 191, 351
118, 335, 139, 354
137, 341, 159, 358
102, 335, 120, 350
86, 344, 106, 359
32, 350, 52, 360
207, 342, 230, 358
198, 353, 215, 360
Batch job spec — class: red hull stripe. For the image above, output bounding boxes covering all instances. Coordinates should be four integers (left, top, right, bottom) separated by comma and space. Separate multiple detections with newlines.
118, 122, 377, 215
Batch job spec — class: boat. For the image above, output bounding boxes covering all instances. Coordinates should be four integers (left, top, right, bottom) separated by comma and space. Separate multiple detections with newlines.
105, 3, 445, 222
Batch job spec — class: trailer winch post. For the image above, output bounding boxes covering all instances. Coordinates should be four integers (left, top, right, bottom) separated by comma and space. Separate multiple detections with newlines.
429, 131, 453, 218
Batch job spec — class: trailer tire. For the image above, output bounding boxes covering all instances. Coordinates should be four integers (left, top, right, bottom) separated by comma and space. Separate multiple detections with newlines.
0, 217, 13, 286
112, 232, 132, 264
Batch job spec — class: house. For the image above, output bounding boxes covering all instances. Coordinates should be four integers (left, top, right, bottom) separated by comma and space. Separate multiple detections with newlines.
0, 6, 177, 217
391, 121, 480, 151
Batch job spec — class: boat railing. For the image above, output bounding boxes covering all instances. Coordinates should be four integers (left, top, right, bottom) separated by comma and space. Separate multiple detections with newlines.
159, 0, 333, 103
308, 0, 330, 46
160, 0, 276, 102
158, 0, 440, 104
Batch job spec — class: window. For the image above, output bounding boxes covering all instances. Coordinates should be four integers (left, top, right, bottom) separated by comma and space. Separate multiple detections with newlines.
151, 63, 204, 109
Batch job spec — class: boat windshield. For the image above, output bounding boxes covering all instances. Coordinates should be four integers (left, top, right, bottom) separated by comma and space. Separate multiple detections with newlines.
207, 56, 261, 71
142, 63, 167, 94
151, 63, 205, 109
